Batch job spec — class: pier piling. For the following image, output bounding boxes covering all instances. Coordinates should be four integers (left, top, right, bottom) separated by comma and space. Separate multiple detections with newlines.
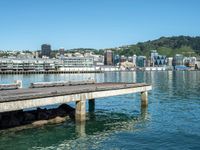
75, 100, 86, 122
89, 99, 95, 112
141, 91, 148, 107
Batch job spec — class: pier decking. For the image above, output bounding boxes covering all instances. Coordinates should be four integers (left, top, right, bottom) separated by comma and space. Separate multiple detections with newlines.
0, 82, 152, 122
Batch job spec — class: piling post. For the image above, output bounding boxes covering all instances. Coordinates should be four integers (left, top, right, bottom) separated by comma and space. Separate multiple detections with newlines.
76, 121, 86, 137
141, 91, 148, 107
75, 99, 86, 122
89, 99, 95, 112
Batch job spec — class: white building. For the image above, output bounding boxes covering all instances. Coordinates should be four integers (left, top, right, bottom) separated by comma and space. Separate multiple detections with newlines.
62, 57, 94, 67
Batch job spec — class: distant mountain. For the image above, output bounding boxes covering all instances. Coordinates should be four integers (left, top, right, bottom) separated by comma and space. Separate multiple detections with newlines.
110, 36, 200, 57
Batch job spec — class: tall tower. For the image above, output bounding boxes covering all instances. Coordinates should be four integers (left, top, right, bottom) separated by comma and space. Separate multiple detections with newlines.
104, 50, 113, 65
41, 44, 51, 58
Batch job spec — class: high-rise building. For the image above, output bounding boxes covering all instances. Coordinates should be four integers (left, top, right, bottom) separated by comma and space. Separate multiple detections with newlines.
104, 50, 113, 65
41, 44, 51, 58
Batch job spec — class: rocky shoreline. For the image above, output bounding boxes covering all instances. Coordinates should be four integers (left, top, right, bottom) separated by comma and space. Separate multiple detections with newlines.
0, 104, 75, 130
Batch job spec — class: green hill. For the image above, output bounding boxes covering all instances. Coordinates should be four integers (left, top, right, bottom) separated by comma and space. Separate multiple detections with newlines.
110, 36, 200, 57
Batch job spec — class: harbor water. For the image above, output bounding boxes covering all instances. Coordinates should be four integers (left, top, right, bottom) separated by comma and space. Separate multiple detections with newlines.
0, 71, 200, 150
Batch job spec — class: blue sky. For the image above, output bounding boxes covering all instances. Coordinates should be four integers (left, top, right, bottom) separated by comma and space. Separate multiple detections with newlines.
0, 0, 200, 50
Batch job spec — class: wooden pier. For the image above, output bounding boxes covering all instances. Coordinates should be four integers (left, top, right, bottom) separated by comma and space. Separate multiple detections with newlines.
0, 81, 152, 122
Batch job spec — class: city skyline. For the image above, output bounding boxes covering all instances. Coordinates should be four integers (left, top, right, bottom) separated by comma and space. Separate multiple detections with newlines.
0, 0, 200, 50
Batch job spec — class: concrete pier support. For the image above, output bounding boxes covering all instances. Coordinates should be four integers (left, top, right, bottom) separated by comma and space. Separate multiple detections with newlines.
76, 121, 86, 137
75, 100, 86, 122
89, 99, 95, 112
141, 106, 148, 120
141, 91, 148, 107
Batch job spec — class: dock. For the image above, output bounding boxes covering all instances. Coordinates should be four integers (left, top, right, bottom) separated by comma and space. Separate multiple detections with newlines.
0, 81, 152, 122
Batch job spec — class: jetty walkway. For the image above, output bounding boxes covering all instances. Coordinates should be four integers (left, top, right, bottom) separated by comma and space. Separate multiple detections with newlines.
0, 80, 152, 122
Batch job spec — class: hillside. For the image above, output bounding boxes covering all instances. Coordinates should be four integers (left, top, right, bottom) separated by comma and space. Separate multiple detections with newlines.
109, 36, 200, 57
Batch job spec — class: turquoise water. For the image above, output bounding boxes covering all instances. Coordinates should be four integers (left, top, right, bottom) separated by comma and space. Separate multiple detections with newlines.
0, 71, 200, 150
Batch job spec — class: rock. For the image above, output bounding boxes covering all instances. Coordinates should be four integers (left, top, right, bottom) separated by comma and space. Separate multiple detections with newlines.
0, 105, 75, 130
36, 108, 49, 120
9, 115, 21, 127
56, 104, 75, 118
58, 104, 75, 113
46, 109, 57, 119
48, 116, 67, 124
32, 120, 48, 127
23, 112, 36, 123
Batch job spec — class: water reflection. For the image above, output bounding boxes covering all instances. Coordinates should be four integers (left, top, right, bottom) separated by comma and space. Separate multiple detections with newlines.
54, 108, 149, 150
75, 106, 149, 138
76, 121, 86, 137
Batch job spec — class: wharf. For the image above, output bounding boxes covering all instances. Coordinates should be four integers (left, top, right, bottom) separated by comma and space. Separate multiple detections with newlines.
0, 81, 152, 122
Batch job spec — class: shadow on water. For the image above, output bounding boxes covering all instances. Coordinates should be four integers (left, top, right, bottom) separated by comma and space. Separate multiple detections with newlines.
0, 107, 150, 150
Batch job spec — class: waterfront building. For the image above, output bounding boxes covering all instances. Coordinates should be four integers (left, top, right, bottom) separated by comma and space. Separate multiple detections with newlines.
93, 55, 104, 66
150, 50, 158, 66
150, 50, 167, 67
136, 56, 146, 67
167, 57, 173, 67
41, 44, 51, 58
104, 50, 113, 65
154, 55, 167, 66
173, 54, 184, 66
114, 55, 120, 65
183, 57, 196, 67
167, 57, 173, 70
0, 58, 61, 71
62, 57, 94, 67
132, 55, 137, 67
128, 56, 133, 62
120, 55, 127, 63
84, 52, 104, 66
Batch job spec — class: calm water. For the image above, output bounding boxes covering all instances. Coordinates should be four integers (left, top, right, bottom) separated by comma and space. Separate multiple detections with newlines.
0, 71, 200, 150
